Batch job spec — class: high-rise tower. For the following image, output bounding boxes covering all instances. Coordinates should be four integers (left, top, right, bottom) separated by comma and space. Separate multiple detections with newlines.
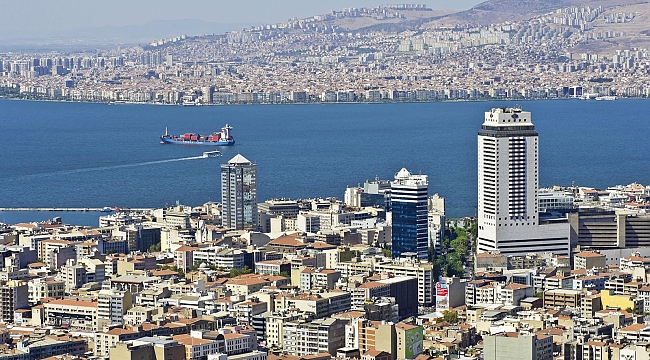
221, 154, 258, 230
477, 107, 569, 256
391, 168, 429, 260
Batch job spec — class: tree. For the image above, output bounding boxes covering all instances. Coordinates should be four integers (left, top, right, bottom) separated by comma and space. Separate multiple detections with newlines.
149, 242, 162, 252
436, 310, 458, 324
230, 265, 253, 278
159, 264, 185, 279
469, 221, 478, 239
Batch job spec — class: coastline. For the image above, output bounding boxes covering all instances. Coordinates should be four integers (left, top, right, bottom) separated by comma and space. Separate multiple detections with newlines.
0, 95, 636, 107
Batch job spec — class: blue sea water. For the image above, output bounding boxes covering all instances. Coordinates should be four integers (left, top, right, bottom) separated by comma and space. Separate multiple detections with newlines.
1, 98, 649, 227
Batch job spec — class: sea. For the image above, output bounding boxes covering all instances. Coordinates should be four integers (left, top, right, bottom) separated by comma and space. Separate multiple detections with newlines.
1, 98, 649, 227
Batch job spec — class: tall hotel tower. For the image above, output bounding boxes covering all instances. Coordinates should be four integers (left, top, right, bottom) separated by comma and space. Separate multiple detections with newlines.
477, 107, 569, 256
391, 168, 429, 260
221, 154, 258, 230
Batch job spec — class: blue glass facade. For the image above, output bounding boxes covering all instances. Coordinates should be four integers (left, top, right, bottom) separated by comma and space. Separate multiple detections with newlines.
391, 168, 428, 260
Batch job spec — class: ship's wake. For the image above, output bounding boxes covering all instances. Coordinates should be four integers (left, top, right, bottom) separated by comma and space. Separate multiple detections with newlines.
8, 156, 206, 181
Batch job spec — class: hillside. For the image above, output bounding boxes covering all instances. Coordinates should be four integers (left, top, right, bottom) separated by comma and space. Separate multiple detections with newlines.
423, 0, 648, 27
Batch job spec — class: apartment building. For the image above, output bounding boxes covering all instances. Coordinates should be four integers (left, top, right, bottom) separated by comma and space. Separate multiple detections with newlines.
336, 258, 434, 305
300, 268, 341, 290
0, 280, 29, 323
28, 278, 65, 305
43, 298, 98, 331
109, 337, 185, 360
97, 288, 133, 327
282, 318, 346, 356
483, 333, 552, 360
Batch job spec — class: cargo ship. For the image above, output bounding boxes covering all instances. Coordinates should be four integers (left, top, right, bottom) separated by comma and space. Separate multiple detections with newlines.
160, 124, 235, 146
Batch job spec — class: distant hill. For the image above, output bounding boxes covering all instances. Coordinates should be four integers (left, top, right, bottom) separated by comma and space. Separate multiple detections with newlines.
63, 19, 254, 43
0, 19, 256, 50
424, 0, 648, 26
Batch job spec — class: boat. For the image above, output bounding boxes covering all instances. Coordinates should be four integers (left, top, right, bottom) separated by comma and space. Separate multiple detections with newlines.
202, 150, 222, 158
579, 93, 598, 100
160, 124, 235, 146
595, 96, 617, 101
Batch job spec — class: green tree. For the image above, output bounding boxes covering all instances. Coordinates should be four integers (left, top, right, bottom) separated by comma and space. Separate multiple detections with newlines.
436, 310, 458, 324
149, 242, 161, 252
230, 265, 253, 278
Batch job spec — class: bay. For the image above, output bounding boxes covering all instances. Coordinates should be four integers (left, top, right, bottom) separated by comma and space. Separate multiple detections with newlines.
1, 98, 649, 226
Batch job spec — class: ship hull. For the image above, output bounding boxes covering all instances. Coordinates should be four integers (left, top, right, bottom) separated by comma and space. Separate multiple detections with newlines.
160, 137, 235, 146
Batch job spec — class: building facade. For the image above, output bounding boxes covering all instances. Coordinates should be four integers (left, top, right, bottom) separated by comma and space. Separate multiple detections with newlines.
390, 168, 428, 260
221, 154, 258, 230
477, 107, 569, 256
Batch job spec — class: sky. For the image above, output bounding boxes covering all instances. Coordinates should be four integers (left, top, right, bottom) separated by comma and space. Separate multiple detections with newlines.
0, 0, 485, 37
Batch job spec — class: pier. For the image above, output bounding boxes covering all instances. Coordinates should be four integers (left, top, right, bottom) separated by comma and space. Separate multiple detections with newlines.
0, 207, 153, 212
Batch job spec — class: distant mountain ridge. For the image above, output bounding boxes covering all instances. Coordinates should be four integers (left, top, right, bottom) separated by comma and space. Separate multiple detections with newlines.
1, 0, 649, 51
65, 19, 254, 42
0, 19, 256, 48
428, 0, 648, 26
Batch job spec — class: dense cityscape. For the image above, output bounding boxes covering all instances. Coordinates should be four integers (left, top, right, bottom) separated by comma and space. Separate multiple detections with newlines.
1, 3, 650, 104
0, 105, 649, 360
2, 1, 650, 360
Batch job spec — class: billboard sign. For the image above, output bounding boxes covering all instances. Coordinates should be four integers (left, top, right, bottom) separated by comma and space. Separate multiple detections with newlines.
436, 282, 449, 310
404, 326, 423, 358
436, 281, 449, 310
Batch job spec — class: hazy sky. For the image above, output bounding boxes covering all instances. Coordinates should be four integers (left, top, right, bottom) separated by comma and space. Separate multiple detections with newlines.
1, 0, 484, 35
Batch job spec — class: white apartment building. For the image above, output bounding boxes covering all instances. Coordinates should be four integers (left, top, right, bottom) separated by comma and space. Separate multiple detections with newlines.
97, 288, 133, 327
282, 318, 346, 356
428, 194, 446, 252
477, 107, 570, 256
266, 311, 301, 348
193, 247, 246, 270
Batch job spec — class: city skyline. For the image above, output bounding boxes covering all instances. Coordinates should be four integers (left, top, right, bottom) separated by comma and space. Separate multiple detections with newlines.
3, 1, 647, 105
1, 1, 650, 359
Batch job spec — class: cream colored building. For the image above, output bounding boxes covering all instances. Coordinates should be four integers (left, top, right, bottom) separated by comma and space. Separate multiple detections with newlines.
28, 278, 65, 305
